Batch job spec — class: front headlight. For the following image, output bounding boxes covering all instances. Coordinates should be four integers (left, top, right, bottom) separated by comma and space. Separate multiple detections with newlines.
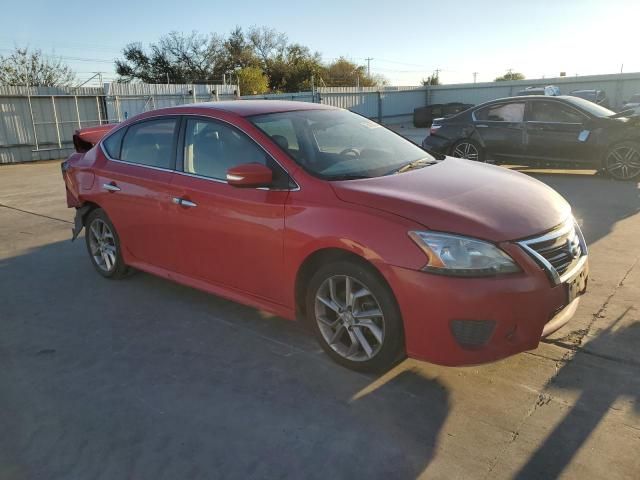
408, 231, 520, 277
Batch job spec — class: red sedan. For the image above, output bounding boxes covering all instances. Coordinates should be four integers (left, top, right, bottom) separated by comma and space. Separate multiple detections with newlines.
62, 101, 588, 372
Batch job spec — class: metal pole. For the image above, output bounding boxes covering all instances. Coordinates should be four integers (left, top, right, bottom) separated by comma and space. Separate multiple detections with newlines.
51, 96, 62, 149
377, 91, 382, 123
27, 95, 39, 150
96, 96, 102, 125
115, 96, 122, 122
74, 96, 82, 128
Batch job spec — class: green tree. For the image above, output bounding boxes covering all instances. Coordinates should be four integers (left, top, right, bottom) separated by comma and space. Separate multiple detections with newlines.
322, 57, 380, 87
421, 73, 440, 86
494, 71, 525, 81
237, 66, 269, 95
115, 31, 225, 83
0, 47, 75, 86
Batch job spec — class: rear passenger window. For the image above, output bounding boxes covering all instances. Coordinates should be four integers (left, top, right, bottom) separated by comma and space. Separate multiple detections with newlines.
102, 127, 125, 159
120, 118, 178, 169
475, 103, 525, 122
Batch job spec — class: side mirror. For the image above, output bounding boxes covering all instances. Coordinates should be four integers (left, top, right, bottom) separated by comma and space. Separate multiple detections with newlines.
226, 163, 273, 188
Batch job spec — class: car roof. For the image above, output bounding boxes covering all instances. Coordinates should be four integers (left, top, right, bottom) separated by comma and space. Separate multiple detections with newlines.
158, 100, 337, 117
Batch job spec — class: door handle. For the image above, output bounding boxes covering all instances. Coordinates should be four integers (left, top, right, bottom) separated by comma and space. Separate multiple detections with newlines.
172, 197, 197, 208
476, 124, 489, 128
102, 183, 121, 192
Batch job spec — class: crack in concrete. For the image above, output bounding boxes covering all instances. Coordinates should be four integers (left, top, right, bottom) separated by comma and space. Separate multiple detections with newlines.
482, 256, 639, 478
0, 203, 73, 224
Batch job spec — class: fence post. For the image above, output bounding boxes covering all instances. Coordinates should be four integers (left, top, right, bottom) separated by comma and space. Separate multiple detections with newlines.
27, 94, 39, 151
51, 96, 62, 149
377, 90, 383, 123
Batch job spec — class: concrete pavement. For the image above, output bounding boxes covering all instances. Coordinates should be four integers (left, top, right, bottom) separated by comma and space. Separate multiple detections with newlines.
0, 161, 638, 479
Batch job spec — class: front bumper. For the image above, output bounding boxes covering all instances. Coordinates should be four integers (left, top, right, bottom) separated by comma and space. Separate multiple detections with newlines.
386, 246, 587, 366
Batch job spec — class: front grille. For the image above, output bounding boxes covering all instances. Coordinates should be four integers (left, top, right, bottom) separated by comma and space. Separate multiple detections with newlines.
518, 219, 586, 284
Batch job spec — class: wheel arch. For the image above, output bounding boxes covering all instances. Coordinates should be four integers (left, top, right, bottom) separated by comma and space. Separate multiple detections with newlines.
294, 247, 397, 321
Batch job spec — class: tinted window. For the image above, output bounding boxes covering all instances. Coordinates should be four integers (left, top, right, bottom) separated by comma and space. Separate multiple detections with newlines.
475, 103, 525, 122
102, 127, 125, 159
183, 118, 290, 188
120, 118, 178, 169
529, 101, 585, 123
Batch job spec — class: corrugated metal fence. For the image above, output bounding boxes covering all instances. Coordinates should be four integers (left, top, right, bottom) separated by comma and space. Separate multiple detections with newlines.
427, 72, 640, 108
0, 83, 236, 163
3, 73, 640, 163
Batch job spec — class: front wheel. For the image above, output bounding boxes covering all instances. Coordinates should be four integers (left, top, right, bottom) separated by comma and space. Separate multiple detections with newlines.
305, 261, 404, 373
604, 141, 640, 180
450, 139, 485, 162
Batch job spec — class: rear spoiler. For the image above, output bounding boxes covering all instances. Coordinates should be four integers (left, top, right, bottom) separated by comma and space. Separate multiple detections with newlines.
72, 124, 118, 153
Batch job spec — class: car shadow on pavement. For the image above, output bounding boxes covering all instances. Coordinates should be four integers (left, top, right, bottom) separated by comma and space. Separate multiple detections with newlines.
514, 308, 640, 479
0, 239, 450, 480
522, 172, 640, 245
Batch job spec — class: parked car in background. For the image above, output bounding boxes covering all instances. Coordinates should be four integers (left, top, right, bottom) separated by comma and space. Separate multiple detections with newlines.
413, 102, 474, 127
569, 89, 609, 107
423, 95, 640, 180
516, 85, 561, 96
61, 100, 588, 372
621, 93, 640, 114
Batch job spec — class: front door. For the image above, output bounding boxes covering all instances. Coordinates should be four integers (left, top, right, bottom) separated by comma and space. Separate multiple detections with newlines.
168, 117, 291, 304
525, 100, 593, 163
473, 101, 526, 160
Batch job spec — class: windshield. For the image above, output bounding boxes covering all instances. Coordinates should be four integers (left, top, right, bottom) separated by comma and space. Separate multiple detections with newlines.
250, 109, 436, 180
564, 96, 615, 117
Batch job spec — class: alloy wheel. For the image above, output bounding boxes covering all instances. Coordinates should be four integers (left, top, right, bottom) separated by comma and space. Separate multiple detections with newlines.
606, 145, 640, 180
88, 218, 117, 272
452, 142, 480, 161
314, 275, 385, 362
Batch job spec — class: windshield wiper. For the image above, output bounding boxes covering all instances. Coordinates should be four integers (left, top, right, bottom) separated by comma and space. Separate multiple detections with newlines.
388, 157, 436, 175
327, 174, 370, 181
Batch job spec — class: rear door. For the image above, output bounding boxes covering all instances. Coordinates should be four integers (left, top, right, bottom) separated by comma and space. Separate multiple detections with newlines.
524, 100, 593, 163
168, 116, 292, 304
96, 117, 180, 269
473, 101, 526, 159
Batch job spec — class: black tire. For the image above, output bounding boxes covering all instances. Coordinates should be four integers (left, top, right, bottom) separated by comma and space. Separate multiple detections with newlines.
305, 260, 405, 373
84, 208, 129, 279
450, 139, 485, 162
603, 141, 640, 180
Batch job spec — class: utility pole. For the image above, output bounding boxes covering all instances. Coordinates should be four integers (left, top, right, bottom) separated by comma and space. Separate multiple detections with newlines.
365, 57, 374, 77
472, 72, 478, 83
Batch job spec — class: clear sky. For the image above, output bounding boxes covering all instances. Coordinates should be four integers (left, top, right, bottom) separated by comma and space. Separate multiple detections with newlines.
2, 0, 638, 86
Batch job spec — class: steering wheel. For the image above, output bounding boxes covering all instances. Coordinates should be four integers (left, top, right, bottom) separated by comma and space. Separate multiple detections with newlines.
339, 147, 361, 158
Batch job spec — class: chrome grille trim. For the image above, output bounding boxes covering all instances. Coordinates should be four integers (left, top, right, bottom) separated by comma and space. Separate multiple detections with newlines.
517, 218, 588, 285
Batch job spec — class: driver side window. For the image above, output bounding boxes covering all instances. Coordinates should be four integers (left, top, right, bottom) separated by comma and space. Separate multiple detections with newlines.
182, 118, 292, 188
183, 119, 266, 180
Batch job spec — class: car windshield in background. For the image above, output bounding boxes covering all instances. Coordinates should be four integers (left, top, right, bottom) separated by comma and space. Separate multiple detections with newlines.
564, 96, 615, 117
250, 109, 436, 180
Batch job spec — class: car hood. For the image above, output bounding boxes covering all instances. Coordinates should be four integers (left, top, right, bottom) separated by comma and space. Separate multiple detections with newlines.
330, 157, 571, 242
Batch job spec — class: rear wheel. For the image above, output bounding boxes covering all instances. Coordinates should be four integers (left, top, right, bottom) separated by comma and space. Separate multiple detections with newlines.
604, 141, 640, 180
306, 260, 404, 373
451, 139, 485, 162
85, 209, 129, 279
